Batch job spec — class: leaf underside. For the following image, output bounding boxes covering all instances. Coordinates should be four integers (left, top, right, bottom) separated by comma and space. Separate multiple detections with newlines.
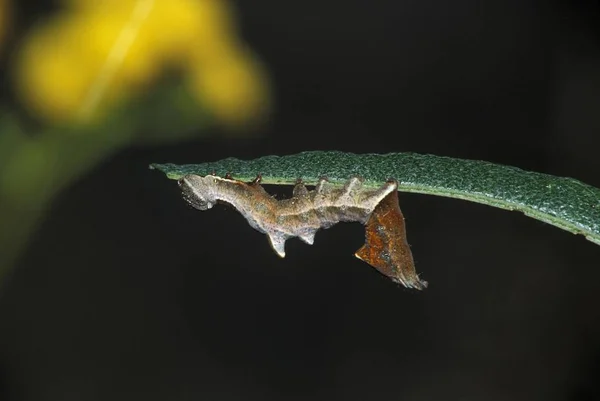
151, 151, 600, 245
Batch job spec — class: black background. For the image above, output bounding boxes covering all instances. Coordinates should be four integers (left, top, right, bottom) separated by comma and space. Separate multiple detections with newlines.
1, 0, 600, 400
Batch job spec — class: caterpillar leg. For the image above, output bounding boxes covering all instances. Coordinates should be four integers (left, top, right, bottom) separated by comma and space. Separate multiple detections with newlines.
250, 174, 262, 186
293, 178, 309, 196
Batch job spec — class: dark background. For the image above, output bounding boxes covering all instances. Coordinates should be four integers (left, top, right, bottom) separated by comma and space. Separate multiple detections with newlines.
2, 0, 600, 400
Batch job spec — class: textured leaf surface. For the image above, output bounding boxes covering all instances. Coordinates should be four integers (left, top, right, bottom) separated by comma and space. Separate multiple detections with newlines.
151, 151, 600, 245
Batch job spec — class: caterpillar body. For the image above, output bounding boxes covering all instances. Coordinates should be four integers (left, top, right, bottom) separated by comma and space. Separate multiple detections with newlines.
178, 174, 427, 289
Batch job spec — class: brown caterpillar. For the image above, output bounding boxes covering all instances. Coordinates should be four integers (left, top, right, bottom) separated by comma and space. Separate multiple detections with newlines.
178, 174, 427, 289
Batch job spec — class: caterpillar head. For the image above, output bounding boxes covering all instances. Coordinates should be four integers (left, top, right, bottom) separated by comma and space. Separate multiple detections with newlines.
178, 174, 219, 211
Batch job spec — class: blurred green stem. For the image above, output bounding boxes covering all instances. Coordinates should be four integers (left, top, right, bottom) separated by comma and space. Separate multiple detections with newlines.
0, 119, 135, 285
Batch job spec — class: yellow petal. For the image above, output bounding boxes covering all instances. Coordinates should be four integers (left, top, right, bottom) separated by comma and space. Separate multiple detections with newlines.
14, 5, 156, 124
73, 2, 159, 87
189, 49, 270, 128
145, 0, 237, 63
14, 15, 101, 122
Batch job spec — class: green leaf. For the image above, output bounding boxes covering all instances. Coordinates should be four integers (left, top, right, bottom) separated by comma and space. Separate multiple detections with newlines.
151, 151, 600, 245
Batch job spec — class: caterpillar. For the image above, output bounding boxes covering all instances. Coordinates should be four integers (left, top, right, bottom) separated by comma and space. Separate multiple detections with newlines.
178, 174, 427, 289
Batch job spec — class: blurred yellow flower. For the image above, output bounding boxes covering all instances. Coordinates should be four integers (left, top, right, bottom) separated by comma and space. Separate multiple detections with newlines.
14, 0, 270, 128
